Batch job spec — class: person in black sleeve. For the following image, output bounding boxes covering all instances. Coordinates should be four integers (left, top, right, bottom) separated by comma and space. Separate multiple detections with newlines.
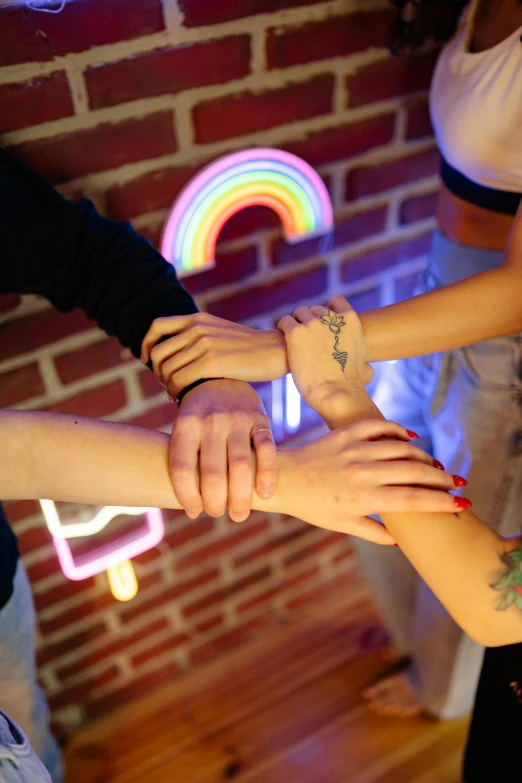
0, 147, 278, 783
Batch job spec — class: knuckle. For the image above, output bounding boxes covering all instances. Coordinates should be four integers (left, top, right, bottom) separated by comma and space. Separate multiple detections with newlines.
405, 485, 422, 505
229, 455, 252, 471
170, 462, 192, 480
408, 461, 425, 483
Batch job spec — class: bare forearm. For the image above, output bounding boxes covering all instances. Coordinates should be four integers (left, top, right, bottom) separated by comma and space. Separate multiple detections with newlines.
314, 392, 522, 647
382, 510, 521, 647
0, 410, 290, 514
360, 263, 522, 361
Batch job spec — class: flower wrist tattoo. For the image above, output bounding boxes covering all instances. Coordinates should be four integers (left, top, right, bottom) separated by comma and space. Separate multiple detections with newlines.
320, 311, 349, 374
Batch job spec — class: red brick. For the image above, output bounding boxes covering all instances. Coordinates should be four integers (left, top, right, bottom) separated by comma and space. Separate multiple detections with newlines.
237, 566, 319, 613
396, 271, 424, 302
183, 246, 259, 297
345, 148, 440, 201
0, 295, 21, 314
165, 517, 215, 550
234, 526, 314, 567
39, 593, 115, 635
287, 569, 359, 611
347, 50, 439, 108
3, 499, 40, 523
15, 525, 51, 558
0, 363, 44, 407
8, 113, 177, 186
182, 566, 271, 618
33, 577, 97, 614
218, 205, 281, 242
194, 614, 224, 633
57, 617, 169, 681
54, 338, 133, 384
138, 222, 163, 250
180, 0, 327, 26
44, 379, 126, 418
49, 665, 120, 712
273, 205, 388, 266
0, 309, 95, 363
125, 402, 174, 430
86, 661, 180, 720
0, 0, 164, 67
284, 531, 344, 566
341, 232, 432, 284
131, 632, 189, 668
87, 36, 251, 110
406, 100, 434, 140
107, 163, 204, 221
176, 519, 269, 570
207, 265, 327, 322
267, 10, 393, 69
120, 567, 220, 623
283, 114, 396, 167
190, 614, 275, 664
26, 552, 63, 583
139, 370, 164, 399
0, 72, 73, 133
399, 192, 438, 225
193, 75, 334, 144
37, 623, 108, 667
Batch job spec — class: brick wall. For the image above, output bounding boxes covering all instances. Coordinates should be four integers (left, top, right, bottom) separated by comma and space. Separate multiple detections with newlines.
0, 0, 438, 736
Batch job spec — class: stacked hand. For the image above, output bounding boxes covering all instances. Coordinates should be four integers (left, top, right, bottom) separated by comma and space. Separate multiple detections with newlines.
142, 297, 463, 535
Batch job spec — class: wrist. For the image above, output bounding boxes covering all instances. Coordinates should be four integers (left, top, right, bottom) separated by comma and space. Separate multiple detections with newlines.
319, 388, 383, 430
266, 329, 290, 376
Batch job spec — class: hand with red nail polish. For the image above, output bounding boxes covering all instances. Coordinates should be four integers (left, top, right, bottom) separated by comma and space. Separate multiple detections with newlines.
433, 459, 445, 471
453, 475, 468, 488
454, 497, 472, 510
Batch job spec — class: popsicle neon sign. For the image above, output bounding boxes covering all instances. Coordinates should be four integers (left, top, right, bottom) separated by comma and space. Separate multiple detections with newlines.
40, 501, 164, 601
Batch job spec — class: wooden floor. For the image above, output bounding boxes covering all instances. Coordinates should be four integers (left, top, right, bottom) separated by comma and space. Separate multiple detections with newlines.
64, 594, 470, 783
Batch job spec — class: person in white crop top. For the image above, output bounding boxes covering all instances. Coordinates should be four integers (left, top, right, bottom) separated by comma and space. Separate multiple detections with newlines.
136, 0, 522, 741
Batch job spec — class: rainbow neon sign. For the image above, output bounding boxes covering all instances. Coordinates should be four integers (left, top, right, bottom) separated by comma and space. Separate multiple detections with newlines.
40, 501, 164, 602
161, 148, 333, 276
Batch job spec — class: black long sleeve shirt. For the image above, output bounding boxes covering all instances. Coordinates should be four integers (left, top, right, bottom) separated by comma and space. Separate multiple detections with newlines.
0, 149, 198, 607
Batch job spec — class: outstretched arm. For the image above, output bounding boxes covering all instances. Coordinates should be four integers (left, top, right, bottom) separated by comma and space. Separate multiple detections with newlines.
278, 298, 522, 648
0, 408, 457, 547
143, 201, 522, 386
360, 199, 522, 360
0, 148, 278, 522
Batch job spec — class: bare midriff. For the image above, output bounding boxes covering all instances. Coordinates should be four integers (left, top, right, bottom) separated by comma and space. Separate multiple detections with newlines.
437, 181, 515, 252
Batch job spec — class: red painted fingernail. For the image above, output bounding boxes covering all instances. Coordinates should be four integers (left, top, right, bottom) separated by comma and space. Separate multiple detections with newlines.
453, 475, 468, 488
454, 497, 472, 510
406, 430, 419, 439
394, 543, 400, 548
433, 459, 445, 471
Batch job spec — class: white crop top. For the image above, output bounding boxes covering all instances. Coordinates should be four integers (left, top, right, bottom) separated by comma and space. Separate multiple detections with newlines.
430, 0, 522, 195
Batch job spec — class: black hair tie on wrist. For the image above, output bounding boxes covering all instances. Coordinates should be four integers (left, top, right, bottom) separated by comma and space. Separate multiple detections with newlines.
176, 377, 222, 406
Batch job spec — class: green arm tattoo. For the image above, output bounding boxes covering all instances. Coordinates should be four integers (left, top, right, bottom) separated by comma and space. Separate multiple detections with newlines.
491, 543, 522, 612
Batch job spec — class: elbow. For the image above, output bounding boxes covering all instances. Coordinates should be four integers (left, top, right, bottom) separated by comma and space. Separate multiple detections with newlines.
461, 620, 522, 649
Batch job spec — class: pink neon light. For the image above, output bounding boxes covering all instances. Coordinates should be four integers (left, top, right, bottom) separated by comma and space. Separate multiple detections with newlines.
52, 509, 164, 581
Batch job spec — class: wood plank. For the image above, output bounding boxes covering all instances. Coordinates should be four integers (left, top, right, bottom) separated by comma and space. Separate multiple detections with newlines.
64, 591, 470, 783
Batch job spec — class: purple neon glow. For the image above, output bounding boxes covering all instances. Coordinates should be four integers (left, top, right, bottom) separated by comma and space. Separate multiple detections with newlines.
52, 508, 164, 581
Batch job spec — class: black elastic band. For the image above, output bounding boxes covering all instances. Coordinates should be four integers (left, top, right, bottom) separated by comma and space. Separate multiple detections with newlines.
441, 156, 521, 216
176, 377, 222, 406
